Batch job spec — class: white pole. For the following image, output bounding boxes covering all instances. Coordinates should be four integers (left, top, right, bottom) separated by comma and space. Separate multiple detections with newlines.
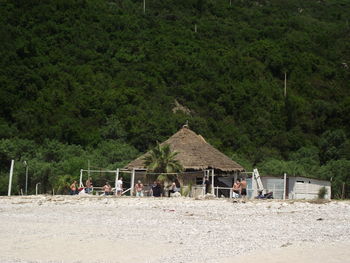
79, 169, 83, 187
211, 169, 215, 195
115, 168, 119, 190
283, 173, 287, 200
131, 169, 135, 196
25, 164, 29, 195
35, 183, 41, 195
252, 170, 257, 198
8, 160, 14, 196
202, 170, 206, 195
143, 0, 145, 14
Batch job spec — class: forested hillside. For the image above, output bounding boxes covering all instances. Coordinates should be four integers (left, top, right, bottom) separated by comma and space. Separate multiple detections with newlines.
0, 0, 349, 197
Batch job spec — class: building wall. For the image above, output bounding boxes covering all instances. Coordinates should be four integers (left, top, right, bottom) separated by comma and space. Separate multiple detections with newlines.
261, 176, 331, 200
289, 177, 331, 200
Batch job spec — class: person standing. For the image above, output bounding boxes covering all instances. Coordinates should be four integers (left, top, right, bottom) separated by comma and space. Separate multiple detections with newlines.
135, 180, 144, 197
240, 178, 247, 201
116, 177, 123, 196
204, 176, 211, 194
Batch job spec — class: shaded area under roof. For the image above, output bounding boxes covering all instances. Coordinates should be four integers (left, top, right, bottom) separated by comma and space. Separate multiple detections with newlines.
125, 126, 244, 172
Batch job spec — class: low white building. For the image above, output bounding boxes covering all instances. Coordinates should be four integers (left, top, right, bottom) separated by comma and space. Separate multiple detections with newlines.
260, 175, 331, 200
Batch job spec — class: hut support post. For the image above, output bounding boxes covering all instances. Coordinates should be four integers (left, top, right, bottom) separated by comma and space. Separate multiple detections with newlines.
283, 173, 287, 200
211, 169, 215, 195
115, 168, 119, 191
8, 160, 14, 196
252, 170, 258, 198
131, 169, 135, 196
79, 169, 83, 187
202, 170, 206, 195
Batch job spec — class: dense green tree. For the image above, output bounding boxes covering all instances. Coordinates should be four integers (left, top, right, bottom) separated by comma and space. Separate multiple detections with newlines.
0, 0, 349, 196
143, 143, 183, 174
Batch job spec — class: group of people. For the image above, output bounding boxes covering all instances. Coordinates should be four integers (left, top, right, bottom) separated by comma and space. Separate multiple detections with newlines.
69, 177, 124, 196
102, 177, 124, 196
232, 178, 247, 199
69, 176, 180, 197
135, 178, 181, 197
70, 177, 95, 195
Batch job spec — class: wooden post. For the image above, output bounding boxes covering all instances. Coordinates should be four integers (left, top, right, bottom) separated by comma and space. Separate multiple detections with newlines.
341, 182, 345, 199
194, 24, 197, 33
8, 160, 14, 196
143, 0, 145, 14
283, 173, 287, 200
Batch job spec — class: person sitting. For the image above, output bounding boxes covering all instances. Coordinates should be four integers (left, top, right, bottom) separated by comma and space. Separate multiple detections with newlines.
232, 179, 241, 198
70, 181, 78, 195
151, 180, 163, 197
103, 182, 112, 196
85, 177, 93, 194
256, 190, 265, 199
135, 180, 144, 197
168, 178, 181, 197
255, 190, 274, 199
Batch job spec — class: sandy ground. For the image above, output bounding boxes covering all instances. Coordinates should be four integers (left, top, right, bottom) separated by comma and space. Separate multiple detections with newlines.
0, 196, 349, 263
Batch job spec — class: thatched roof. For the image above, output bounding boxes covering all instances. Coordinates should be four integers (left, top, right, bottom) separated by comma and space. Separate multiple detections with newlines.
125, 126, 244, 172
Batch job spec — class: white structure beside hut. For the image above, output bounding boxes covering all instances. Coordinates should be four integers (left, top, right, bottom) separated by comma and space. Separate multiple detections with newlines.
260, 175, 331, 200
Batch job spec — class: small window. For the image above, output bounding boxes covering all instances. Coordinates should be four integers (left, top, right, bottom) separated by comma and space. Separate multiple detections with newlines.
296, 180, 304, 183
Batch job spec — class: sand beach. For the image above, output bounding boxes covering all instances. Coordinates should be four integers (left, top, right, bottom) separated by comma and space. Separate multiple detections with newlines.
0, 196, 349, 263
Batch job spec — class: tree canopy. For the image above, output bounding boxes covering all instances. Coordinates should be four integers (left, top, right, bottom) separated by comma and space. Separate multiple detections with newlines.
0, 0, 349, 196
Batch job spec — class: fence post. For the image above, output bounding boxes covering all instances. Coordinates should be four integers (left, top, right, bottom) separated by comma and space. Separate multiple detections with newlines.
283, 173, 287, 200
131, 169, 135, 196
8, 160, 14, 196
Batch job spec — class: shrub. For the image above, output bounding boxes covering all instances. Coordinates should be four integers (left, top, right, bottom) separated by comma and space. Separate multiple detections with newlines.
318, 186, 327, 199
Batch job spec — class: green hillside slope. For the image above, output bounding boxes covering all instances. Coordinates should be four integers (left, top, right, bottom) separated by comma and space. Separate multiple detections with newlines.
0, 0, 349, 196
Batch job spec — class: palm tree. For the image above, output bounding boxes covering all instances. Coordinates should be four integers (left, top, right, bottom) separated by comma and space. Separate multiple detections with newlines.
143, 143, 183, 174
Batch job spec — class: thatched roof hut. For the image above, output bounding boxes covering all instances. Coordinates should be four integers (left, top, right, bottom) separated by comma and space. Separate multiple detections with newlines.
126, 126, 244, 172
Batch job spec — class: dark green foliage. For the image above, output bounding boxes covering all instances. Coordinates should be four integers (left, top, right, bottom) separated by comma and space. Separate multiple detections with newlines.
143, 143, 183, 174
318, 186, 327, 199
0, 0, 349, 196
